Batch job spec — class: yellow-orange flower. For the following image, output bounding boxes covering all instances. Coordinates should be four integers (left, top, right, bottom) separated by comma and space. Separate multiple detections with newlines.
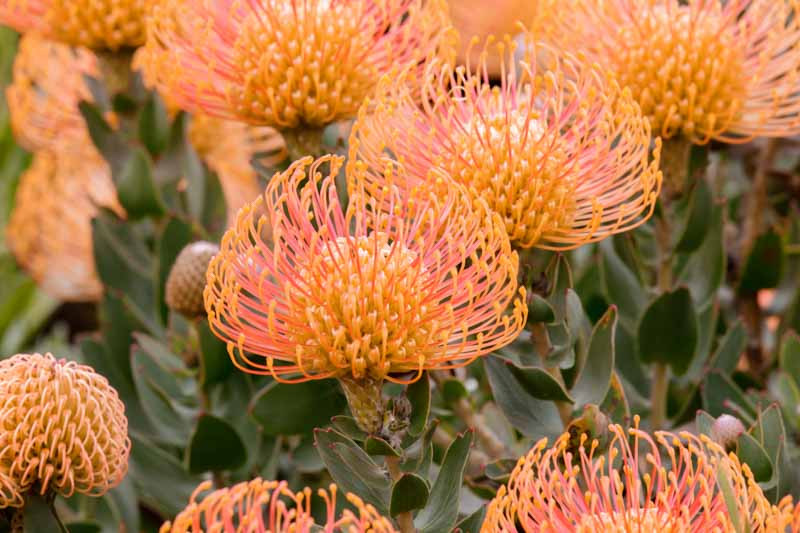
0, 470, 22, 509
483, 420, 788, 532
0, 0, 146, 49
205, 155, 527, 384
139, 0, 450, 129
6, 147, 121, 302
160, 479, 397, 533
5, 34, 98, 152
0, 353, 130, 498
556, 0, 800, 143
351, 36, 662, 250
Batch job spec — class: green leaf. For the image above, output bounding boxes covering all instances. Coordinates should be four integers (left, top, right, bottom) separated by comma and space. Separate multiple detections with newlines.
24, 493, 65, 533
129, 435, 204, 517
78, 101, 128, 171
156, 217, 194, 323
441, 379, 468, 404
716, 465, 746, 533
314, 428, 392, 515
675, 176, 713, 253
696, 410, 715, 436
739, 229, 783, 295
139, 94, 170, 155
391, 473, 430, 515
767, 372, 800, 430
599, 239, 645, 332
779, 331, 800, 386
678, 202, 725, 310
415, 431, 474, 533
527, 294, 555, 323
197, 320, 233, 387
571, 306, 617, 407
331, 416, 368, 442
508, 364, 573, 403
701, 371, 756, 419
599, 372, 630, 425
638, 288, 698, 376
66, 522, 102, 533
187, 414, 247, 474
484, 357, 563, 440
116, 148, 166, 219
455, 507, 486, 533
710, 321, 747, 375
251, 379, 346, 435
407, 374, 431, 437
104, 477, 140, 533
737, 433, 773, 484
365, 436, 401, 457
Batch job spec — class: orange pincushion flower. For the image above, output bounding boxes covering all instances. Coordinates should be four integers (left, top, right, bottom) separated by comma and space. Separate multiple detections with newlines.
0, 470, 22, 509
351, 36, 662, 250
0, 353, 130, 498
556, 0, 800, 143
160, 479, 397, 533
483, 420, 789, 532
0, 0, 146, 49
205, 155, 526, 384
139, 0, 450, 129
5, 34, 98, 152
6, 147, 121, 302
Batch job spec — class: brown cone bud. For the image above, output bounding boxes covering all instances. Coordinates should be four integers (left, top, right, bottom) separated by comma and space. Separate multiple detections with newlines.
0, 353, 130, 498
711, 414, 746, 450
166, 241, 219, 318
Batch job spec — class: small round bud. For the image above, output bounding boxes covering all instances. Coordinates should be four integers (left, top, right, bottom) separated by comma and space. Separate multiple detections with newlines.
165, 241, 219, 318
711, 414, 746, 449
0, 353, 130, 498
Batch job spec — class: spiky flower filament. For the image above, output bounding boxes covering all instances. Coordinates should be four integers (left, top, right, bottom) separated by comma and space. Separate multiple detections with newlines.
482, 419, 789, 532
555, 0, 800, 144
160, 479, 397, 532
350, 35, 662, 250
6, 147, 121, 302
204, 155, 527, 383
0, 0, 146, 49
5, 34, 98, 152
0, 353, 130, 498
140, 0, 450, 129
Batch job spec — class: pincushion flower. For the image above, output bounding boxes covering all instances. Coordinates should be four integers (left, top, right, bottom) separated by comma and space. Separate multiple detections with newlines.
0, 0, 146, 49
483, 420, 789, 532
139, 0, 450, 131
6, 147, 121, 302
205, 155, 526, 428
0, 353, 130, 498
5, 34, 99, 152
161, 479, 397, 532
554, 0, 800, 144
351, 36, 662, 250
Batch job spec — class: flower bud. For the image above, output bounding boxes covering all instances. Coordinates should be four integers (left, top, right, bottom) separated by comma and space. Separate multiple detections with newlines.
711, 414, 746, 450
165, 241, 219, 318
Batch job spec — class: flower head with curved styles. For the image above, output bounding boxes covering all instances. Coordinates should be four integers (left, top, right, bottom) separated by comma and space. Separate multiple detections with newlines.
5, 34, 98, 152
160, 479, 397, 532
205, 155, 527, 384
0, 353, 130, 498
6, 147, 121, 302
351, 35, 662, 250
483, 419, 790, 532
555, 0, 800, 143
139, 0, 450, 129
0, 0, 146, 49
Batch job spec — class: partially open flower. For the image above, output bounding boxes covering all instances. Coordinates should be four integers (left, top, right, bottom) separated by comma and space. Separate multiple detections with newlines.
0, 0, 146, 50
5, 34, 98, 152
6, 147, 121, 302
0, 353, 130, 498
205, 155, 526, 384
139, 0, 450, 130
351, 35, 662, 250
553, 0, 800, 143
160, 479, 397, 532
483, 419, 786, 532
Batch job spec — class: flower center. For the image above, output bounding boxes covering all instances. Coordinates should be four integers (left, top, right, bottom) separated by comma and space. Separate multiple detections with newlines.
445, 104, 577, 248
611, 5, 745, 140
230, 1, 377, 128
577, 508, 685, 532
286, 235, 433, 380
44, 0, 146, 49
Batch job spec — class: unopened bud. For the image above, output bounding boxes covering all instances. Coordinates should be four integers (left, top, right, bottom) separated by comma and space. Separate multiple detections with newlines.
711, 414, 746, 449
166, 241, 219, 318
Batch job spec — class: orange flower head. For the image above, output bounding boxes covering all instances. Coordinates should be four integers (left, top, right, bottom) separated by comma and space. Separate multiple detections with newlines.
0, 353, 131, 498
160, 479, 397, 533
0, 470, 22, 509
558, 0, 800, 143
351, 35, 662, 250
6, 147, 121, 302
139, 0, 450, 129
483, 418, 787, 532
5, 34, 98, 152
205, 155, 527, 384
0, 0, 146, 49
